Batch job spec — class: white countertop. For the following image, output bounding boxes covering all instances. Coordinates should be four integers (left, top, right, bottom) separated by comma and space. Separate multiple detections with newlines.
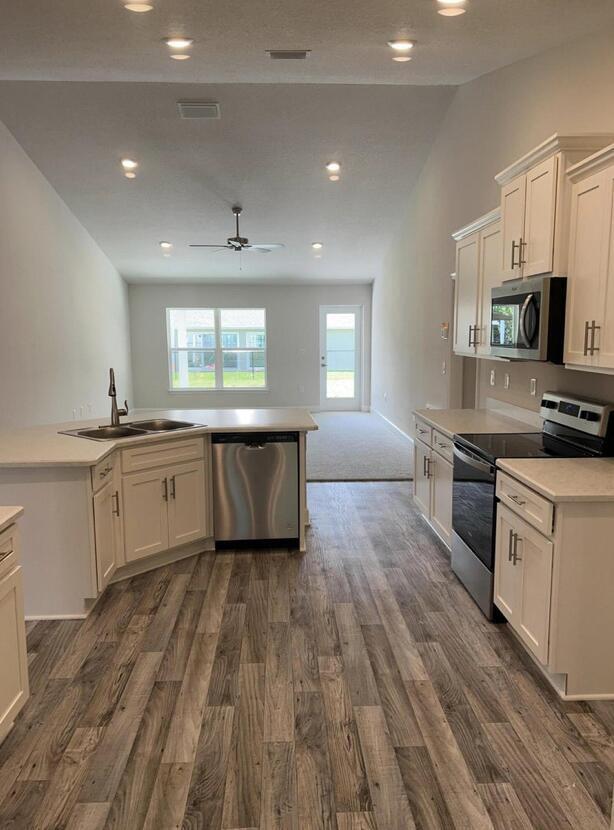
0, 408, 317, 468
0, 506, 24, 533
413, 408, 536, 439
497, 457, 614, 503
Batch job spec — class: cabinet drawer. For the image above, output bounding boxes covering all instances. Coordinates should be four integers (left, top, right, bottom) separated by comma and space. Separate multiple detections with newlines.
414, 418, 432, 447
497, 471, 554, 537
0, 525, 18, 580
92, 453, 116, 493
432, 429, 453, 463
121, 438, 204, 474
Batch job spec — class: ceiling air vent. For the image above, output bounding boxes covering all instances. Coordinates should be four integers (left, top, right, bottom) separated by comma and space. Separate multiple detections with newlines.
177, 101, 221, 119
267, 49, 311, 60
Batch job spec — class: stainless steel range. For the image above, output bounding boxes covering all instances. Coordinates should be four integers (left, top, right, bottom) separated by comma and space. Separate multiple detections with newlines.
451, 392, 614, 619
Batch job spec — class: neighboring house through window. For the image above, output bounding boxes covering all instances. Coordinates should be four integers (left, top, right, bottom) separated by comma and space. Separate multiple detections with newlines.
167, 308, 267, 390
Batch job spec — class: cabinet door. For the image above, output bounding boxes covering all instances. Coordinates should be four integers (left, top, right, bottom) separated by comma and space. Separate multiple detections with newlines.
514, 516, 553, 665
167, 460, 208, 549
93, 477, 117, 591
494, 506, 519, 622
596, 166, 614, 369
122, 469, 169, 562
0, 566, 29, 743
430, 454, 452, 548
564, 170, 607, 366
112, 467, 125, 568
477, 220, 502, 354
413, 439, 431, 518
500, 174, 526, 280
522, 156, 557, 277
453, 232, 479, 356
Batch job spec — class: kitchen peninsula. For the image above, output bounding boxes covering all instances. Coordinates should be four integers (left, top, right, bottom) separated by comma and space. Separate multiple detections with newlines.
0, 408, 317, 618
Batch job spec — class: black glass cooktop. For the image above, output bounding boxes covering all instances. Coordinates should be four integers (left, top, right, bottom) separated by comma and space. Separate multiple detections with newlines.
454, 431, 593, 464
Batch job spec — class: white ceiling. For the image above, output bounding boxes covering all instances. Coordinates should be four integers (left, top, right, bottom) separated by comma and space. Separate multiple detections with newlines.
0, 81, 454, 282
2, 0, 614, 86
2, 2, 613, 283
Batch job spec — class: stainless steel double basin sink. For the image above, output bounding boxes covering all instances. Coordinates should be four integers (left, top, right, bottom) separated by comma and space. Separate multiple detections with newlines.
61, 419, 204, 442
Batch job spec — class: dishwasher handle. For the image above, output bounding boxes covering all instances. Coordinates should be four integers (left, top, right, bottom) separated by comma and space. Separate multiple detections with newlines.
211, 431, 299, 445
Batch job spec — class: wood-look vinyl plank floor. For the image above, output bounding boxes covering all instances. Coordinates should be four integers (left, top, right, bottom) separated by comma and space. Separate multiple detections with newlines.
0, 482, 613, 829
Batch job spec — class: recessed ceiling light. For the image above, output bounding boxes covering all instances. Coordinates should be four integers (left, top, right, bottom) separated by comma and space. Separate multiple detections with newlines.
170, 54, 191, 61
437, 0, 467, 15
312, 242, 323, 250
393, 56, 412, 62
325, 161, 341, 173
124, 171, 136, 179
328, 174, 340, 182
387, 39, 414, 52
160, 241, 173, 249
124, 2, 153, 11
164, 37, 194, 49
121, 158, 138, 170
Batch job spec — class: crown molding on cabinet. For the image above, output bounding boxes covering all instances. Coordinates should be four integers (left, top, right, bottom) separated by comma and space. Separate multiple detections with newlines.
494, 133, 614, 186
566, 142, 614, 183
451, 207, 501, 242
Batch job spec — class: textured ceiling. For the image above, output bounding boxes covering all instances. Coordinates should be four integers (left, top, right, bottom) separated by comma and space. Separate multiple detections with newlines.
0, 81, 454, 282
1, 0, 614, 86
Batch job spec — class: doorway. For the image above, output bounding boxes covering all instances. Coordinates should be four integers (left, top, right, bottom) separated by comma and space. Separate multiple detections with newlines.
319, 305, 362, 410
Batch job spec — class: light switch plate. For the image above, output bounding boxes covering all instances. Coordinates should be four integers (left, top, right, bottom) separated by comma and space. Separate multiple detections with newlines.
490, 369, 496, 387
442, 360, 447, 375
504, 373, 510, 390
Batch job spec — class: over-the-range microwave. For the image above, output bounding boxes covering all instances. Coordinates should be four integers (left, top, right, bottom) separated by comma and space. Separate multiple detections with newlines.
490, 275, 567, 362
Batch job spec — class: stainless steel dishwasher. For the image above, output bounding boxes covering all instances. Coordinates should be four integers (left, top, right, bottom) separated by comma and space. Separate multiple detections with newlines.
212, 432, 299, 544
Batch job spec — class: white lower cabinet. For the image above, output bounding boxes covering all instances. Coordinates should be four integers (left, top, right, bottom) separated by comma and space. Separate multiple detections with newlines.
494, 504, 553, 664
0, 524, 29, 744
167, 460, 208, 549
122, 468, 170, 563
413, 424, 453, 549
93, 477, 119, 590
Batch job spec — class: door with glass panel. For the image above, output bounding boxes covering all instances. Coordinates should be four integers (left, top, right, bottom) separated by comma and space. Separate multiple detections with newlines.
319, 306, 362, 410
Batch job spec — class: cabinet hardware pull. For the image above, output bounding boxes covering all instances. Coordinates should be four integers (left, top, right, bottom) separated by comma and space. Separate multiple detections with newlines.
512, 534, 522, 565
518, 237, 527, 266
425, 458, 432, 479
0, 549, 13, 563
170, 475, 176, 499
590, 321, 601, 355
508, 529, 515, 561
511, 240, 519, 269
162, 477, 168, 501
423, 455, 427, 477
583, 321, 590, 356
509, 494, 526, 506
112, 491, 120, 517
468, 325, 473, 347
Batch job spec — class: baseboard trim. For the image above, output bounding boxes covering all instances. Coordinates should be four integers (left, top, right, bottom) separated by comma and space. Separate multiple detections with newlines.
25, 613, 88, 621
111, 537, 216, 584
372, 409, 414, 444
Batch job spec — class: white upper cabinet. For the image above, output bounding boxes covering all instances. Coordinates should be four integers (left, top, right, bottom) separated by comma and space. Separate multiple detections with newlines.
565, 144, 614, 372
452, 209, 501, 358
496, 134, 614, 282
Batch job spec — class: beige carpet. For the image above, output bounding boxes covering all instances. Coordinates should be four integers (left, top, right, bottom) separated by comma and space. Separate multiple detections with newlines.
307, 412, 413, 481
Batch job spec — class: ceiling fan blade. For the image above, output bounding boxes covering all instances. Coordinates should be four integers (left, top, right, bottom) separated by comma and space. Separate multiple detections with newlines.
245, 243, 285, 252
189, 244, 232, 249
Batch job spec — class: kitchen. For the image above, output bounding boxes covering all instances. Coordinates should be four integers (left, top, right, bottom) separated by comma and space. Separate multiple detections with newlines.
3, 3, 614, 830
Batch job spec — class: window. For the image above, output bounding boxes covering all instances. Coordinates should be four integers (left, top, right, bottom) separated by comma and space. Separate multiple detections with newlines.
167, 308, 267, 390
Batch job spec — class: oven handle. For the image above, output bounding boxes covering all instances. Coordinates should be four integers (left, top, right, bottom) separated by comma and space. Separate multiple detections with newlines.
453, 445, 495, 476
519, 293, 535, 348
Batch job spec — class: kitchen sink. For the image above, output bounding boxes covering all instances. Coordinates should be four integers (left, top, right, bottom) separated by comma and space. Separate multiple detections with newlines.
130, 419, 200, 432
76, 425, 148, 440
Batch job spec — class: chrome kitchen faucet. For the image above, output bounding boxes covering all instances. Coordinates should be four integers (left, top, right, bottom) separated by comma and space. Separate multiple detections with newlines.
108, 368, 129, 426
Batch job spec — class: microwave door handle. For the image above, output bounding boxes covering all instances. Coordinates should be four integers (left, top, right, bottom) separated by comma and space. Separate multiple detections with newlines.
518, 293, 535, 348
453, 445, 494, 476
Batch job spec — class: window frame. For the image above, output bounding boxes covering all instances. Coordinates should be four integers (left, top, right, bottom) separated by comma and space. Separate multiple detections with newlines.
166, 307, 268, 393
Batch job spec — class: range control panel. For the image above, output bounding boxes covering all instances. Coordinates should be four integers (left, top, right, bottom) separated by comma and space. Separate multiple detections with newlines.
540, 392, 614, 438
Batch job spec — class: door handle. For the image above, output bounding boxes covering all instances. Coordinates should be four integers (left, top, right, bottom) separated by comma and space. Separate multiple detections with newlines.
425, 457, 432, 479
468, 325, 475, 347
589, 321, 601, 355
583, 320, 590, 356
512, 534, 522, 565
170, 475, 176, 499
162, 477, 168, 501
112, 490, 120, 517
508, 529, 515, 561
511, 240, 518, 269
518, 237, 527, 266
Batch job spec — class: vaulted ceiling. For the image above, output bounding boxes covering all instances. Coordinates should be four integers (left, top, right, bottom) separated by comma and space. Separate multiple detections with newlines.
2, 1, 613, 283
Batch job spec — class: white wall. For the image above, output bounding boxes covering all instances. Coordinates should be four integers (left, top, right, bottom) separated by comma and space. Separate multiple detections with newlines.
129, 283, 372, 410
0, 121, 132, 428
371, 24, 614, 432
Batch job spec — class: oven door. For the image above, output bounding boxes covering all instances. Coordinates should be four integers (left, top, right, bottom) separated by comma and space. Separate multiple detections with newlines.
452, 443, 496, 571
490, 284, 545, 360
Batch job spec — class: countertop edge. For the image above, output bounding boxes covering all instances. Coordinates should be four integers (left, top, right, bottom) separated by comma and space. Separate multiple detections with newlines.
496, 459, 614, 503
412, 408, 535, 439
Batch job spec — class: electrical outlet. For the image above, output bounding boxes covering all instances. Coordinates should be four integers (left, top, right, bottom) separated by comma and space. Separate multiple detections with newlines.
442, 360, 447, 375
504, 373, 510, 390
530, 378, 537, 396
490, 369, 496, 387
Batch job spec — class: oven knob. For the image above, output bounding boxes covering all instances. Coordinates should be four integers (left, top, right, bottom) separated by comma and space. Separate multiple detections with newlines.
541, 398, 557, 409
580, 410, 600, 422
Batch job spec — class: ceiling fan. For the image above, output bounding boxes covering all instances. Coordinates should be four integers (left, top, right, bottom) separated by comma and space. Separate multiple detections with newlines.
189, 205, 284, 253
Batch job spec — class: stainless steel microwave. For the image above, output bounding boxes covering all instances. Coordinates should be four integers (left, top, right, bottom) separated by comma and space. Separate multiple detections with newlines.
490, 276, 567, 362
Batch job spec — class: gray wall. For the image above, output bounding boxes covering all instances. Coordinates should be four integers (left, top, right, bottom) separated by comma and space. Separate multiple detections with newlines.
0, 121, 132, 428
129, 283, 372, 410
371, 24, 614, 432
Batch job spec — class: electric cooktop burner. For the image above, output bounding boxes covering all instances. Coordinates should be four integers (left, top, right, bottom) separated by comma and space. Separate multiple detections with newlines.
454, 431, 593, 464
